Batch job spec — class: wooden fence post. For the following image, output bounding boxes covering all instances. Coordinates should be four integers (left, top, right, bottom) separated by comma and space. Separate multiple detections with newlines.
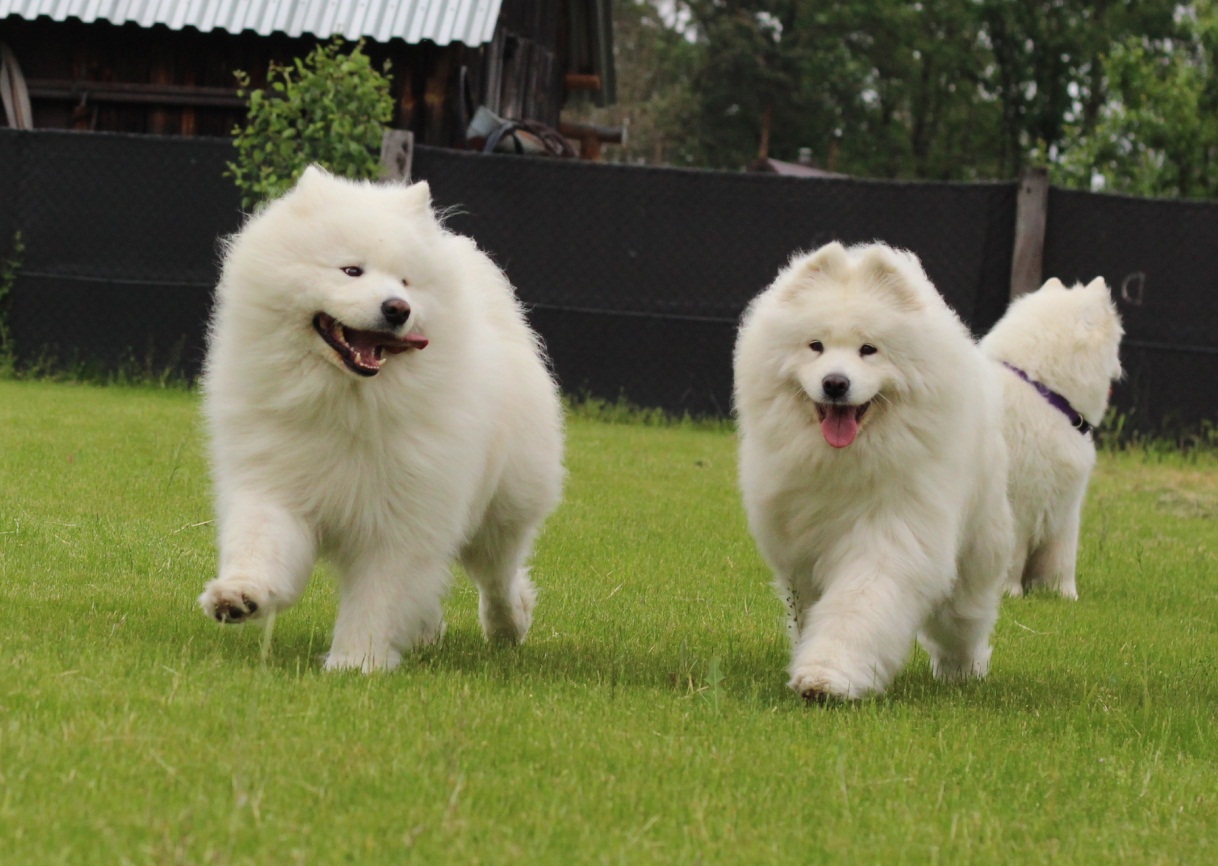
380, 129, 414, 183
1010, 166, 1049, 300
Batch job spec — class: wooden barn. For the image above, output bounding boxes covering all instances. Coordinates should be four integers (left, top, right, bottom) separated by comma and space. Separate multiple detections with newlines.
0, 0, 615, 152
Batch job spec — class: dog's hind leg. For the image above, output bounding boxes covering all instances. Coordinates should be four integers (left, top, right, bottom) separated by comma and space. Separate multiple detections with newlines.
459, 410, 561, 645
1022, 491, 1083, 599
460, 514, 541, 645
919, 578, 1002, 683
1003, 542, 1030, 598
199, 497, 316, 624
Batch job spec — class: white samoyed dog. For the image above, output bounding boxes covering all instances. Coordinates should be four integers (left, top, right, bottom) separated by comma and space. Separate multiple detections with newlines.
734, 242, 1014, 701
198, 167, 564, 672
980, 277, 1123, 599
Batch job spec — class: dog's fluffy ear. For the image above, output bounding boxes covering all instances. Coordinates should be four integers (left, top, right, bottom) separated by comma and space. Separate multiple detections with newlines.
794, 242, 851, 283
296, 164, 330, 188
1040, 277, 1067, 292
1082, 276, 1110, 297
855, 244, 926, 311
1079, 277, 1121, 330
401, 180, 433, 214
773, 242, 851, 303
282, 164, 334, 210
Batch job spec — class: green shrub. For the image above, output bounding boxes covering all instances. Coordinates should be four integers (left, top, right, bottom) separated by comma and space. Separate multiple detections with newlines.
227, 40, 394, 209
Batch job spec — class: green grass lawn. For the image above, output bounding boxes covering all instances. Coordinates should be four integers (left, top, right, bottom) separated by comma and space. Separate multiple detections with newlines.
1, 379, 1215, 865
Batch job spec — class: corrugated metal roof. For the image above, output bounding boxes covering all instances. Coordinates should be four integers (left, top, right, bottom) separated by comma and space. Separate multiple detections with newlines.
0, 0, 504, 46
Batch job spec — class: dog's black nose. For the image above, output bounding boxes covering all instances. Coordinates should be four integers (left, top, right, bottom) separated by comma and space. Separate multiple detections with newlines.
822, 374, 850, 400
381, 298, 411, 327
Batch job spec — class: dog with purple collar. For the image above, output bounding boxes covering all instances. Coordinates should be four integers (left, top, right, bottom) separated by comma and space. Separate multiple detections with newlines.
981, 277, 1124, 599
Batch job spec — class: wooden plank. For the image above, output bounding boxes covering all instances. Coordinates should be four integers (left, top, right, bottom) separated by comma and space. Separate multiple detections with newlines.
482, 27, 505, 116
1010, 166, 1049, 300
565, 73, 601, 92
27, 79, 245, 108
380, 129, 415, 183
557, 120, 624, 143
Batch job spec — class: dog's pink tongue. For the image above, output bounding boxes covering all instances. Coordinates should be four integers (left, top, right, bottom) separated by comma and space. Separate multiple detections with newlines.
348, 328, 428, 359
821, 405, 859, 448
383, 334, 428, 353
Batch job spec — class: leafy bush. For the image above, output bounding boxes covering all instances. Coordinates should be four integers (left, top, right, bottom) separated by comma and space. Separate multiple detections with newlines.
227, 40, 394, 209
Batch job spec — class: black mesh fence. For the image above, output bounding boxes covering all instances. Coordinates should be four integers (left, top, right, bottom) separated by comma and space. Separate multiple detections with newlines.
1, 129, 241, 375
411, 147, 1016, 416
1043, 188, 1218, 431
0, 128, 1213, 431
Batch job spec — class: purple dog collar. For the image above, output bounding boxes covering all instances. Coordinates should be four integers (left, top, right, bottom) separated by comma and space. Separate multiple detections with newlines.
1002, 362, 1093, 436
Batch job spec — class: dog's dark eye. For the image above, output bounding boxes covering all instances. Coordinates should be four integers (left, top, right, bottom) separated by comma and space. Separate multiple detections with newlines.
341, 266, 363, 278
809, 340, 824, 353
401, 278, 410, 287
860, 344, 878, 356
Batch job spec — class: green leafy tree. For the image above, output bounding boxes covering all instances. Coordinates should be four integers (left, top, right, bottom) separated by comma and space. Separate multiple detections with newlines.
603, 1, 1180, 181
1055, 2, 1218, 198
680, 1, 809, 169
803, 0, 999, 179
672, 1, 1000, 176
227, 40, 393, 209
978, 0, 1176, 178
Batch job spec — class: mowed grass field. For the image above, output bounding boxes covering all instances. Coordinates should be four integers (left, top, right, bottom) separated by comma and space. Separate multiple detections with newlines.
0, 379, 1215, 865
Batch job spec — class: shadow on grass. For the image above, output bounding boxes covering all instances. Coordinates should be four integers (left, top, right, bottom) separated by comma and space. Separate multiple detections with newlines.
201, 617, 792, 701
188, 612, 1192, 720
55, 584, 1201, 719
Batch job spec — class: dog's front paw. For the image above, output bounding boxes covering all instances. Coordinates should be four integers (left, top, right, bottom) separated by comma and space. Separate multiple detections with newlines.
788, 664, 859, 703
198, 577, 270, 624
323, 647, 403, 674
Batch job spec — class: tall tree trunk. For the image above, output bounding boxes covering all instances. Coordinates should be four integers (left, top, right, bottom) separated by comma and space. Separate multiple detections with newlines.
758, 104, 772, 161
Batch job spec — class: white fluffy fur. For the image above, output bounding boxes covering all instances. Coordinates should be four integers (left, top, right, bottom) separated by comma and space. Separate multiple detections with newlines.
980, 277, 1123, 599
198, 167, 564, 672
734, 242, 1014, 700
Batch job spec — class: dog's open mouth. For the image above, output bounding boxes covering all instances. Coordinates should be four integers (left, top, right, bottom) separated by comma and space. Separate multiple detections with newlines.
313, 313, 428, 377
815, 402, 870, 448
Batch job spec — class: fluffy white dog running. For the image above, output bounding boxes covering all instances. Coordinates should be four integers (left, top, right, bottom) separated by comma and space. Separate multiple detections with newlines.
198, 167, 564, 672
981, 277, 1123, 599
734, 242, 1014, 701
